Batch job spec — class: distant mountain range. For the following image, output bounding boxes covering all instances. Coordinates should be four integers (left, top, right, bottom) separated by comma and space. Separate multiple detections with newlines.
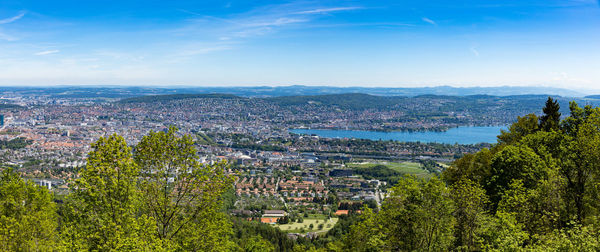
0, 85, 594, 98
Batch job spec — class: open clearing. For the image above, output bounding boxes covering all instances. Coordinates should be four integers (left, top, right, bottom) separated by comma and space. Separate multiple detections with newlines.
275, 217, 339, 234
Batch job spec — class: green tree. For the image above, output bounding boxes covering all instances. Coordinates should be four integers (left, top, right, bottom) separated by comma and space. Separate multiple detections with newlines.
0, 168, 58, 251
528, 224, 600, 251
540, 97, 561, 132
354, 176, 455, 251
444, 147, 493, 186
485, 145, 548, 208
451, 178, 488, 250
498, 114, 539, 145
243, 235, 275, 252
61, 134, 162, 251
342, 207, 386, 252
134, 127, 234, 251
559, 107, 600, 223
561, 101, 594, 136
478, 211, 529, 251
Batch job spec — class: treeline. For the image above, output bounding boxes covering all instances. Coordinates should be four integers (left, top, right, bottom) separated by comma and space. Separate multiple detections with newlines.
335, 97, 600, 251
0, 137, 32, 150
352, 161, 442, 186
266, 93, 406, 110
0, 103, 23, 109
353, 164, 404, 185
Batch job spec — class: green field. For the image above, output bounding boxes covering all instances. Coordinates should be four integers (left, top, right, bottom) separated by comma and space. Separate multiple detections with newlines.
348, 161, 432, 178
275, 217, 338, 234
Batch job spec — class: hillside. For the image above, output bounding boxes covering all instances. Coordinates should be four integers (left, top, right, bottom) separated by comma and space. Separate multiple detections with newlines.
264, 93, 406, 110
118, 93, 242, 103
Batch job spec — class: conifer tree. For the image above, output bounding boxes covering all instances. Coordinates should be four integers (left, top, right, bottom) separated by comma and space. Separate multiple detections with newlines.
540, 97, 561, 132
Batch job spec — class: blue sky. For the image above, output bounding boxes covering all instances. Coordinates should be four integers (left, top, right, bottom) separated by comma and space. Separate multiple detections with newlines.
0, 0, 599, 89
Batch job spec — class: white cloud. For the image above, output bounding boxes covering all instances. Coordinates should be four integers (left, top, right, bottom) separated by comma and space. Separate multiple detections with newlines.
34, 50, 60, 56
0, 11, 26, 25
422, 17, 437, 25
296, 7, 362, 14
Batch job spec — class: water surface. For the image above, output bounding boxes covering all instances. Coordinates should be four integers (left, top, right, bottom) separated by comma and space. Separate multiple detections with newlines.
290, 126, 506, 144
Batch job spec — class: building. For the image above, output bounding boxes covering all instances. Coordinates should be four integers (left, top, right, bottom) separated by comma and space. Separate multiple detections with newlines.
335, 210, 349, 216
260, 218, 279, 224
262, 210, 287, 218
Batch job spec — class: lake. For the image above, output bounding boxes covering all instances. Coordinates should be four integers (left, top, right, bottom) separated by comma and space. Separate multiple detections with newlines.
289, 126, 507, 145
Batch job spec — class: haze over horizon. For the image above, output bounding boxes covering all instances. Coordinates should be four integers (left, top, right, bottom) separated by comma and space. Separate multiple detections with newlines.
0, 0, 599, 89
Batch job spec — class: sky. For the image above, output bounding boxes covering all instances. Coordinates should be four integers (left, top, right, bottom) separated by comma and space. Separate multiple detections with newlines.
0, 0, 599, 89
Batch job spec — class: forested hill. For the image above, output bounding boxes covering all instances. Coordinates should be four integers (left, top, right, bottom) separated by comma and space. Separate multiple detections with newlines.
264, 93, 596, 113
0, 103, 23, 109
118, 93, 600, 114
117, 93, 243, 103
264, 93, 406, 110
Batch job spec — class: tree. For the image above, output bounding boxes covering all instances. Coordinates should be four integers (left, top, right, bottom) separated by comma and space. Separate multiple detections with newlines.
498, 114, 539, 145
342, 207, 386, 252
243, 235, 275, 252
351, 176, 455, 251
559, 108, 600, 223
528, 224, 600, 250
444, 147, 493, 186
61, 134, 161, 250
134, 126, 234, 251
561, 101, 594, 137
0, 168, 58, 251
485, 145, 548, 208
540, 97, 561, 132
478, 211, 529, 251
451, 178, 488, 250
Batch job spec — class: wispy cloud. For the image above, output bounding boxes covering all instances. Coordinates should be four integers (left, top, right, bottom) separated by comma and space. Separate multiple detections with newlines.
470, 47, 479, 57
0, 11, 26, 25
296, 7, 362, 15
163, 3, 366, 61
34, 50, 60, 56
422, 17, 437, 25
0, 32, 17, 41
243, 17, 307, 27
177, 45, 233, 57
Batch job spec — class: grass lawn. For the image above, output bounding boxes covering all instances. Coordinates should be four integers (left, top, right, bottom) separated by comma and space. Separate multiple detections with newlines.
275, 217, 338, 234
348, 161, 432, 178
